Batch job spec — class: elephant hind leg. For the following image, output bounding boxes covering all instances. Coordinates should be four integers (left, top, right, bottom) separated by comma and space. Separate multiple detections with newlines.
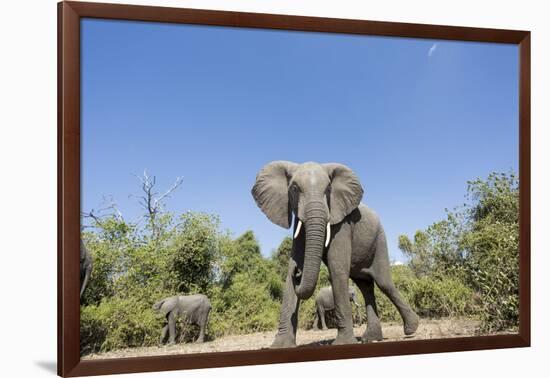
313, 309, 320, 330
167, 311, 177, 345
318, 306, 328, 330
353, 278, 382, 342
160, 323, 169, 344
375, 277, 419, 335
196, 307, 211, 343
371, 232, 419, 336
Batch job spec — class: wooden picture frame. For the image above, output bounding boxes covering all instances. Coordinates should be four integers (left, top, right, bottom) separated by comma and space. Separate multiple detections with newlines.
58, 1, 530, 376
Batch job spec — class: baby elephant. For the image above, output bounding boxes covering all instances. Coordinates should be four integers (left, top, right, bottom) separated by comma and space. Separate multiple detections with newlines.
152, 294, 212, 344
314, 286, 360, 331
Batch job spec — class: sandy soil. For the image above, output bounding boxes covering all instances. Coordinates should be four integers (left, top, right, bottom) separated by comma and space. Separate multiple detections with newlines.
82, 318, 507, 360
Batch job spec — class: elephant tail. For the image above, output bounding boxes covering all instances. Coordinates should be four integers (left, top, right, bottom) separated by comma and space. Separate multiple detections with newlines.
152, 299, 165, 312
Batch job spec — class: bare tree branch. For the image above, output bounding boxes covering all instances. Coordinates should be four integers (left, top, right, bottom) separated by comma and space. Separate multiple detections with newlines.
155, 177, 183, 207
83, 170, 182, 237
130, 170, 183, 237
81, 195, 124, 230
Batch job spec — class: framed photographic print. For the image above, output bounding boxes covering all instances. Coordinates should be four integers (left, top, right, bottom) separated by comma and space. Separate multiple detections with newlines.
58, 1, 530, 376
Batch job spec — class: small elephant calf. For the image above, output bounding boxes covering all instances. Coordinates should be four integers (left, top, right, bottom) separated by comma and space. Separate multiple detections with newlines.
152, 294, 212, 344
314, 286, 361, 331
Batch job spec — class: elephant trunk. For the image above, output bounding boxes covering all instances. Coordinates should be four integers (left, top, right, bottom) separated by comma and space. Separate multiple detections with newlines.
294, 200, 327, 300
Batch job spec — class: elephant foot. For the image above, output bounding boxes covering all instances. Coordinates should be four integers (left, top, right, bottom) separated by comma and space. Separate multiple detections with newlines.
333, 331, 357, 345
195, 338, 205, 343
271, 334, 297, 349
362, 326, 383, 343
404, 313, 420, 336
167, 341, 176, 346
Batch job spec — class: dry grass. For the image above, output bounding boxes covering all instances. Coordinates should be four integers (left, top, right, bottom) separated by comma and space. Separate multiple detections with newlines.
82, 318, 510, 360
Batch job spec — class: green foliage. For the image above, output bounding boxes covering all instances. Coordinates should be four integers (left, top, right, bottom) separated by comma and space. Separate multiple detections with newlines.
209, 271, 280, 337
462, 173, 519, 332
80, 212, 222, 353
81, 296, 164, 354
373, 265, 475, 321
398, 231, 433, 277
218, 230, 263, 288
81, 213, 288, 353
397, 172, 519, 332
271, 237, 293, 280
168, 213, 220, 293
208, 231, 284, 337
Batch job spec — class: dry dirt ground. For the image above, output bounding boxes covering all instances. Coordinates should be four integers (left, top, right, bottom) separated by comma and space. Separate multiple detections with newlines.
83, 318, 507, 360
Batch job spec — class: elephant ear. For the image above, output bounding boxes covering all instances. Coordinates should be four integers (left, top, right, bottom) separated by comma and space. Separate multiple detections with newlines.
251, 161, 298, 229
323, 163, 364, 224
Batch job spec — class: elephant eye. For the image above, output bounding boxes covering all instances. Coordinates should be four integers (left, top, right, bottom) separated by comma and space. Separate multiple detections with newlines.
290, 184, 299, 194
325, 185, 332, 195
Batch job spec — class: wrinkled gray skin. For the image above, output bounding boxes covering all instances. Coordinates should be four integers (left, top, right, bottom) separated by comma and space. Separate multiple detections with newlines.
314, 286, 360, 331
80, 240, 92, 299
152, 294, 212, 344
252, 161, 419, 348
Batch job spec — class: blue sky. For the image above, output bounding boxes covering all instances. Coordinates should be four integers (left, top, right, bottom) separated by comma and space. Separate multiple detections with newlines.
81, 19, 518, 261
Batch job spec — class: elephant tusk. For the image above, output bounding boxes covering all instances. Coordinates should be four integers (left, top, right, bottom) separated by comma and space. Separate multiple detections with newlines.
294, 220, 303, 239
325, 222, 331, 247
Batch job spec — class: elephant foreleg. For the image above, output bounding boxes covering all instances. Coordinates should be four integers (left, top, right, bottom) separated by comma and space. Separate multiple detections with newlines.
271, 261, 300, 348
327, 237, 357, 345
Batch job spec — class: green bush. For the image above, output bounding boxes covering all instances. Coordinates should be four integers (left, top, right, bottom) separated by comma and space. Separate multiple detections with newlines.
397, 172, 519, 332
407, 276, 477, 318
81, 296, 164, 354
374, 265, 476, 322
80, 212, 223, 354
463, 221, 519, 332
209, 272, 280, 337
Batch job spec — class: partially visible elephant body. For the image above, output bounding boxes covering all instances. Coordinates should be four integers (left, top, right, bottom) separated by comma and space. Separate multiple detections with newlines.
314, 286, 359, 330
153, 294, 212, 344
80, 240, 93, 299
252, 161, 419, 348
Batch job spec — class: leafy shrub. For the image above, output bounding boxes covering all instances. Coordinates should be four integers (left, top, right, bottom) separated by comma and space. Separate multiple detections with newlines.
81, 296, 164, 354
209, 272, 280, 337
463, 221, 519, 332
80, 212, 222, 353
397, 172, 519, 332
167, 213, 220, 294
374, 265, 476, 321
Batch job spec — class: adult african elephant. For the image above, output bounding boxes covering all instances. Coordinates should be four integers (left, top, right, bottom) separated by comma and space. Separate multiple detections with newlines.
314, 286, 361, 331
152, 294, 212, 344
80, 240, 92, 299
252, 161, 419, 347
